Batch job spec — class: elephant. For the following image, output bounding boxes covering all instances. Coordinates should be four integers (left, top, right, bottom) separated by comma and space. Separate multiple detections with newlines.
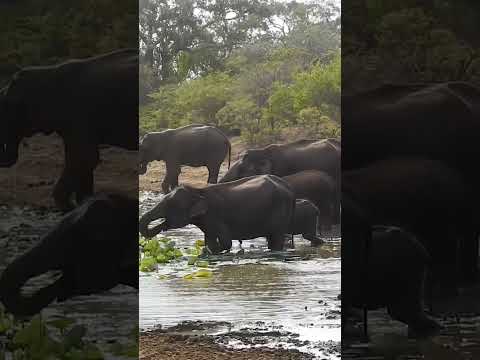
219, 138, 340, 224
139, 175, 295, 254
342, 195, 442, 339
343, 157, 477, 293
0, 49, 138, 212
283, 170, 339, 231
0, 193, 138, 316
139, 124, 231, 193
220, 138, 340, 183
342, 82, 480, 175
342, 82, 480, 215
291, 199, 323, 246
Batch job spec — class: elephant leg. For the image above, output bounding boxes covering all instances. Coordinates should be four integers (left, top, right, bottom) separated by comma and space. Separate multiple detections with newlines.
303, 232, 324, 247
163, 162, 180, 193
53, 167, 76, 212
460, 231, 479, 283
387, 269, 442, 337
207, 165, 220, 184
204, 231, 222, 255
267, 233, 285, 251
73, 146, 99, 204
217, 223, 232, 252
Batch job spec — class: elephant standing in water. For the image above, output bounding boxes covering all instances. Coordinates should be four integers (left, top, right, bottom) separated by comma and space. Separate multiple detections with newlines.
0, 193, 138, 316
139, 124, 231, 193
343, 158, 476, 294
283, 170, 338, 231
342, 195, 442, 339
139, 175, 295, 254
291, 199, 323, 246
342, 82, 480, 279
0, 49, 138, 212
220, 138, 341, 224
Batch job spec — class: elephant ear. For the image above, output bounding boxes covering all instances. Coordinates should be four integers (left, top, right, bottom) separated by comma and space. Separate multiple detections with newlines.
190, 197, 208, 217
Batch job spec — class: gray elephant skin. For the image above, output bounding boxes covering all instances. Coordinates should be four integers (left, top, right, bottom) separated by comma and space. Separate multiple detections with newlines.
342, 82, 480, 281
220, 138, 340, 224
0, 49, 138, 212
343, 158, 476, 293
139, 175, 295, 254
291, 199, 323, 246
220, 138, 340, 183
0, 193, 138, 316
342, 195, 441, 338
283, 170, 338, 230
342, 82, 480, 181
139, 124, 231, 193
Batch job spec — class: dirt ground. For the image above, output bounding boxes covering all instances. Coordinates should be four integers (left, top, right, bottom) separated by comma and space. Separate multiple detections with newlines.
0, 134, 138, 207
0, 130, 309, 206
140, 332, 313, 360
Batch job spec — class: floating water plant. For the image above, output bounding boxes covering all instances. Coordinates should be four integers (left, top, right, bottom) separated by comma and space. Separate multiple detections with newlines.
139, 236, 209, 272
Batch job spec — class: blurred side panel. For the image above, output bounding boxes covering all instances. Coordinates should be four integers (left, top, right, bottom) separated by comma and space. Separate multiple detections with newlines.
0, 1, 139, 358
342, 1, 480, 358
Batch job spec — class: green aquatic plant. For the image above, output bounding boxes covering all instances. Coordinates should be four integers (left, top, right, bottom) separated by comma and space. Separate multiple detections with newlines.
0, 304, 138, 359
138, 236, 208, 272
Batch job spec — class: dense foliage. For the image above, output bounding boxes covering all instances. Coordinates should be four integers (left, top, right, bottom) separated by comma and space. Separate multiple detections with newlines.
342, 1, 480, 93
139, 0, 341, 144
0, 0, 137, 84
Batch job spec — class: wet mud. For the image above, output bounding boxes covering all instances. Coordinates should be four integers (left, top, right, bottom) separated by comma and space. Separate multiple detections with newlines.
343, 283, 480, 359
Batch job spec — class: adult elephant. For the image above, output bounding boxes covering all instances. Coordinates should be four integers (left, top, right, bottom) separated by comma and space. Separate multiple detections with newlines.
342, 195, 441, 339
283, 170, 338, 231
220, 138, 340, 182
343, 82, 480, 168
139, 124, 231, 193
139, 175, 295, 254
342, 82, 480, 197
343, 158, 477, 292
219, 138, 341, 224
0, 49, 138, 211
0, 193, 138, 316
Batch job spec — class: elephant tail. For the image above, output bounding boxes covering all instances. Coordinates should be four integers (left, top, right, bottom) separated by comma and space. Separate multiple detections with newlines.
211, 126, 232, 169
227, 140, 231, 169
0, 243, 62, 316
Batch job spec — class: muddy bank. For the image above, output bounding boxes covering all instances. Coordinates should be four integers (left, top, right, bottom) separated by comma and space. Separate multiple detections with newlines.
140, 331, 314, 360
0, 134, 137, 207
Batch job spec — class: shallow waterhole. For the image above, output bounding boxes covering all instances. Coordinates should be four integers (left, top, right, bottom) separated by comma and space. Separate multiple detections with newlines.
140, 191, 341, 359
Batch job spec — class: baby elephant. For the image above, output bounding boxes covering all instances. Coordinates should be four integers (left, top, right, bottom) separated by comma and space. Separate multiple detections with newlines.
0, 193, 138, 316
342, 196, 441, 338
291, 199, 323, 246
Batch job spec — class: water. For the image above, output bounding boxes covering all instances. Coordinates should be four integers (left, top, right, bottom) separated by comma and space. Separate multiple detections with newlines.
0, 205, 138, 359
139, 191, 341, 359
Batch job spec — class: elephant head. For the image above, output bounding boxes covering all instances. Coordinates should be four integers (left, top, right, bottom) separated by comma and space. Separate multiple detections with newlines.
0, 242, 65, 316
220, 147, 277, 182
139, 187, 208, 238
0, 194, 138, 316
138, 132, 168, 175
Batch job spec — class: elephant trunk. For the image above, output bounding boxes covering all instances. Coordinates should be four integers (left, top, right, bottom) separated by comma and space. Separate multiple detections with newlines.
0, 243, 62, 316
139, 201, 168, 238
219, 160, 241, 183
